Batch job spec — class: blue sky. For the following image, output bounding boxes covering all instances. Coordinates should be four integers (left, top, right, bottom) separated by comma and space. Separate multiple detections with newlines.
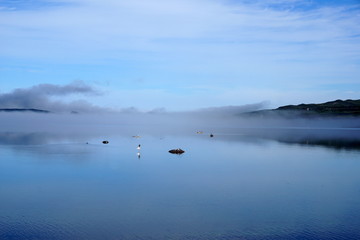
0, 0, 359, 111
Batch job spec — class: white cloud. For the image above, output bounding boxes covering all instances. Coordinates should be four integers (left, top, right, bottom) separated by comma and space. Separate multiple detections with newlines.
1, 0, 358, 58
0, 0, 359, 109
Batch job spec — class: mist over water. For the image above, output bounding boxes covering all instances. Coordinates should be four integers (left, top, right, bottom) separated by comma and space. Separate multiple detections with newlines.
1, 109, 360, 240
1, 107, 360, 127
1, 110, 359, 141
1, 82, 359, 137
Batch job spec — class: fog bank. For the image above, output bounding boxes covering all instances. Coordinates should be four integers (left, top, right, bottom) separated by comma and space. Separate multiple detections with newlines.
0, 109, 359, 135
0, 81, 107, 113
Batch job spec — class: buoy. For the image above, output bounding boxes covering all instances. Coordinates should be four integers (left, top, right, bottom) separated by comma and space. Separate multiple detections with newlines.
210, 134, 214, 137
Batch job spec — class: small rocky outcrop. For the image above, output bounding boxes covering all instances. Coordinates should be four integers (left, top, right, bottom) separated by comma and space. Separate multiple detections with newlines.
169, 148, 185, 154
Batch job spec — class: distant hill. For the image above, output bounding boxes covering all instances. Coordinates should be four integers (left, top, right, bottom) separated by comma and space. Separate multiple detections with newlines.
244, 99, 360, 117
0, 108, 50, 113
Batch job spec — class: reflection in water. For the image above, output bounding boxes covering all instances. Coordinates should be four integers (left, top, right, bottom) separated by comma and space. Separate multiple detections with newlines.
211, 128, 360, 151
2, 127, 360, 151
0, 129, 360, 240
0, 132, 98, 146
0, 132, 52, 145
279, 138, 360, 151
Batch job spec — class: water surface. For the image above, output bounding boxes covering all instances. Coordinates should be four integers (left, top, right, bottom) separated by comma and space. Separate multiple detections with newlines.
1, 128, 360, 239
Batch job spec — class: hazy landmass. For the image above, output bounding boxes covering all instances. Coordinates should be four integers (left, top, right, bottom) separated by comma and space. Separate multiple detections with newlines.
244, 99, 360, 118
0, 108, 50, 113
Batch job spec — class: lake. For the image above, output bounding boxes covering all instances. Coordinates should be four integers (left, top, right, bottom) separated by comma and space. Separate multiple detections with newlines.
1, 128, 360, 240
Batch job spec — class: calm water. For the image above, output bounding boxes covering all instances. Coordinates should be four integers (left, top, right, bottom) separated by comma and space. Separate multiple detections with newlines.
1, 129, 360, 240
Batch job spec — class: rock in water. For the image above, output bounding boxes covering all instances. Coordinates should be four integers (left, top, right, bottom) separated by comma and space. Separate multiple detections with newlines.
169, 148, 185, 154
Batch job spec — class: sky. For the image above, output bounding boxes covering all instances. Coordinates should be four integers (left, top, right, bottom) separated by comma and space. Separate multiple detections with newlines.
0, 0, 359, 112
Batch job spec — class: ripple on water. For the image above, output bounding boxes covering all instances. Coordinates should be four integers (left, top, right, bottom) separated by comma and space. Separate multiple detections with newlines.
1, 219, 360, 240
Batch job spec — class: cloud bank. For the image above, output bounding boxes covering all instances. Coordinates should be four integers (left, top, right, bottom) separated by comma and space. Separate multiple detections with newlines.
0, 81, 106, 113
